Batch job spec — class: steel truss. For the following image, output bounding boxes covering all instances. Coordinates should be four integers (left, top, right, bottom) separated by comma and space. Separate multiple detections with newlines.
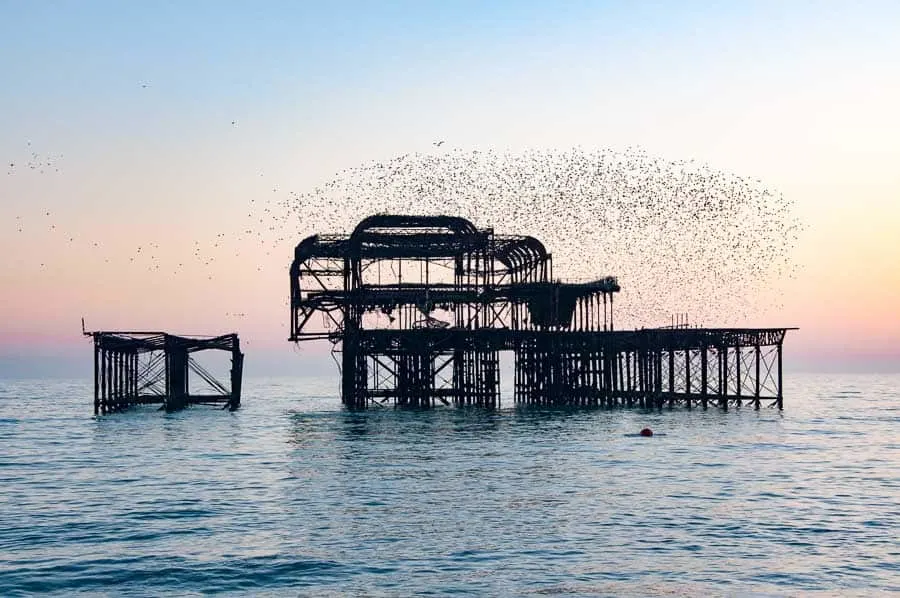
289, 215, 793, 409
86, 331, 244, 414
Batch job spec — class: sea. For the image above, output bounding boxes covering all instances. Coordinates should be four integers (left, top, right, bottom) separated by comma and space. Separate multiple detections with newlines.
0, 373, 897, 597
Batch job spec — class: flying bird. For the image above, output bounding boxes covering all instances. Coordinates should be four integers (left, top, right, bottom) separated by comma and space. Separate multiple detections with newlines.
243, 147, 800, 328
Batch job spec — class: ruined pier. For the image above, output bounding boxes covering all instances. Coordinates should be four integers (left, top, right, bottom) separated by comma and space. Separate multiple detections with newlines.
289, 215, 793, 409
85, 330, 243, 414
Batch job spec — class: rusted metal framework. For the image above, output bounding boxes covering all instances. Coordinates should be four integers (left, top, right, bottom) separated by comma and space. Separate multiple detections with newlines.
85, 331, 243, 414
289, 215, 793, 409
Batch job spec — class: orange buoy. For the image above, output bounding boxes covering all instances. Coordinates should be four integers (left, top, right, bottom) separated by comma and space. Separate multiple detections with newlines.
640, 427, 653, 437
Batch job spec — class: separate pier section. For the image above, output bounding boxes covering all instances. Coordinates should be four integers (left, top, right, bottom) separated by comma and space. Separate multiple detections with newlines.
85, 331, 244, 414
289, 215, 793, 409
509, 327, 790, 409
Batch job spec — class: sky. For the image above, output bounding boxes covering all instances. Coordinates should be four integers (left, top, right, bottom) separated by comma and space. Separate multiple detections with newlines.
1, 1, 899, 376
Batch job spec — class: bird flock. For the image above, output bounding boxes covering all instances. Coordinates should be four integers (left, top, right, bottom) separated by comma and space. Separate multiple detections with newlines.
6, 140, 802, 331
253, 146, 802, 328
5, 134, 276, 331
5, 141, 62, 176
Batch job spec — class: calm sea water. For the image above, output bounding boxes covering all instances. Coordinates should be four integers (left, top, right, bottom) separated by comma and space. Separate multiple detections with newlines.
0, 373, 897, 597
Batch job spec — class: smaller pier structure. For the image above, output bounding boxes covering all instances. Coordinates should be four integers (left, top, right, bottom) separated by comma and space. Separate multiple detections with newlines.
85, 329, 244, 414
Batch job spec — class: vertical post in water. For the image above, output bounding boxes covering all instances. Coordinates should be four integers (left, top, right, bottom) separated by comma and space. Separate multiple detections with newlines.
116, 351, 122, 406
127, 352, 132, 404
109, 351, 115, 408
230, 336, 243, 411
700, 343, 708, 410
106, 348, 113, 412
93, 338, 100, 415
617, 351, 622, 406
612, 348, 620, 406
720, 345, 728, 411
341, 255, 359, 408
133, 352, 139, 400
637, 349, 645, 407
100, 348, 107, 414
777, 340, 784, 410
625, 350, 631, 405
115, 350, 120, 409
126, 352, 131, 403
668, 347, 675, 407
754, 344, 761, 410
685, 349, 691, 409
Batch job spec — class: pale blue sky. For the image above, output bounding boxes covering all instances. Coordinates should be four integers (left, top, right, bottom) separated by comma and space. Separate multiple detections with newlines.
5, 1, 897, 151
2, 1, 899, 375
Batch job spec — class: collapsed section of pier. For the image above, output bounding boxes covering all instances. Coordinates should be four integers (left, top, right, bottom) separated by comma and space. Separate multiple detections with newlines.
86, 330, 243, 414
289, 215, 793, 409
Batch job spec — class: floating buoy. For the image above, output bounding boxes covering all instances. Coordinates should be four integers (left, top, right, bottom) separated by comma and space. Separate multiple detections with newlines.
640, 427, 653, 437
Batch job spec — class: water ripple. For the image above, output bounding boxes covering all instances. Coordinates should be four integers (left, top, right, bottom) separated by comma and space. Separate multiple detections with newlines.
0, 374, 898, 595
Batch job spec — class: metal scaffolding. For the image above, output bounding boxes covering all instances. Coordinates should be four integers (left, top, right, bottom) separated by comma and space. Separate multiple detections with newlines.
85, 330, 243, 414
289, 215, 793, 409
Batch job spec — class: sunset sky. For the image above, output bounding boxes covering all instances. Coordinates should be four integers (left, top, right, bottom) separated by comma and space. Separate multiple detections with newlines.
2, 1, 898, 376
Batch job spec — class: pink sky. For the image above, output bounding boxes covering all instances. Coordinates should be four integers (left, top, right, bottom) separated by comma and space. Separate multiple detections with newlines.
2, 3, 899, 374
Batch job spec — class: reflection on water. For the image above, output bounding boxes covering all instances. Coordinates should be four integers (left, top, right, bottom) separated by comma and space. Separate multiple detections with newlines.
0, 374, 898, 596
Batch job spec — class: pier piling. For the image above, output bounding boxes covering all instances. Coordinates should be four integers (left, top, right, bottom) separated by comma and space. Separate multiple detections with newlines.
86, 331, 243, 414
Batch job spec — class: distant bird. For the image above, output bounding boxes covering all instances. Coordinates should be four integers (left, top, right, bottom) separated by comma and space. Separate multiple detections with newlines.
35, 146, 797, 331
250, 146, 801, 328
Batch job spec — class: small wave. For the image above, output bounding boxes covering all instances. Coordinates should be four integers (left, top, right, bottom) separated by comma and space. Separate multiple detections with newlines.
127, 508, 218, 521
0, 554, 348, 595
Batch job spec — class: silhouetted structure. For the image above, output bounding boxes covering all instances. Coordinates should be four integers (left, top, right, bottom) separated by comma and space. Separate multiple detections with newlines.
85, 330, 243, 414
289, 215, 792, 409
